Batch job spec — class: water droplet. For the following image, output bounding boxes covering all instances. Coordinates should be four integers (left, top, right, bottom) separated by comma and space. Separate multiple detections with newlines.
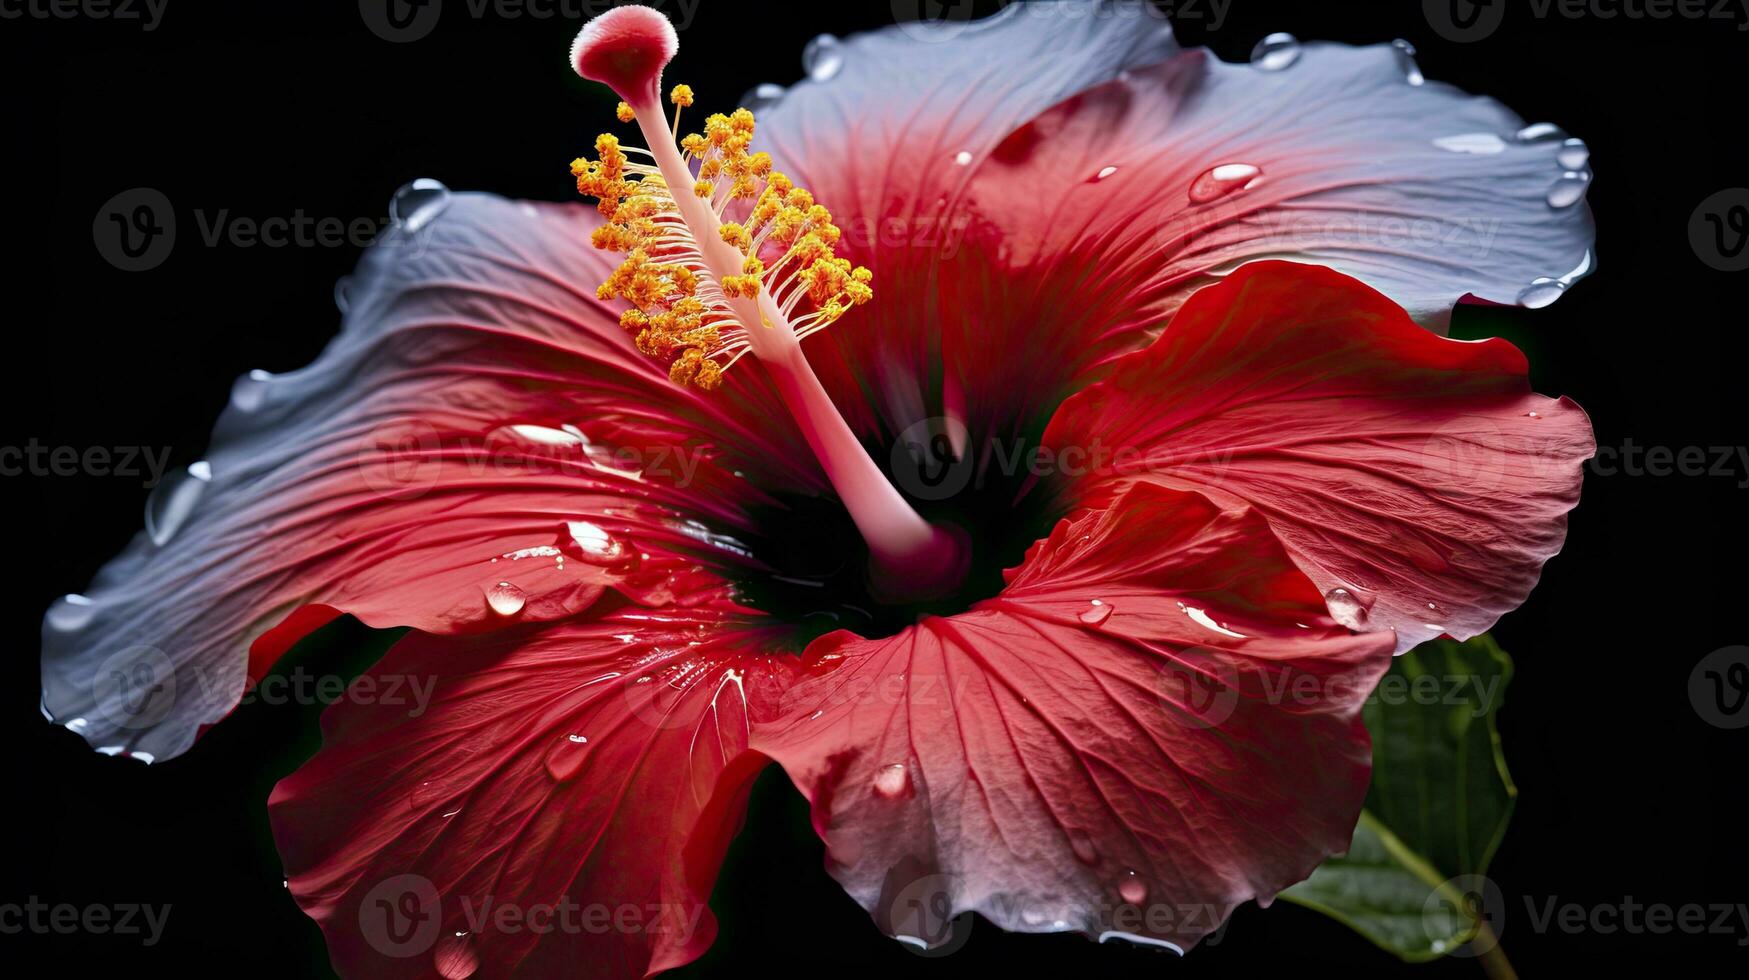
1556, 138, 1590, 170
1390, 39, 1424, 85
485, 581, 526, 616
1251, 32, 1301, 71
544, 731, 594, 782
145, 462, 213, 546
1091, 165, 1120, 182
738, 82, 786, 111
1185, 605, 1248, 638
953, 150, 973, 166
1067, 829, 1099, 865
1432, 132, 1507, 155
1547, 171, 1591, 209
1514, 122, 1567, 144
1079, 600, 1113, 626
230, 369, 273, 412
390, 178, 451, 233
802, 34, 844, 81
1188, 163, 1263, 204
564, 520, 628, 565
1119, 873, 1149, 905
46, 594, 98, 633
1525, 410, 1541, 419
1325, 587, 1371, 630
333, 275, 354, 313
872, 762, 911, 799
1517, 279, 1566, 309
434, 931, 479, 980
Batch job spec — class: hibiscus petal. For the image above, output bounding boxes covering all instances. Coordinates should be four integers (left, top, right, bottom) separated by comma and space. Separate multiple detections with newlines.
270, 589, 792, 979
754, 481, 1395, 952
1042, 261, 1594, 654
40, 192, 804, 762
749, 0, 1182, 432
949, 37, 1594, 406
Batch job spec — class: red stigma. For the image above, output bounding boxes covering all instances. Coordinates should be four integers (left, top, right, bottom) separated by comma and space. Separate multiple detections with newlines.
569, 6, 678, 103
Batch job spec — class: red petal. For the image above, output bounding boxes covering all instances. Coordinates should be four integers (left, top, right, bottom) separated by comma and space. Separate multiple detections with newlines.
754, 481, 1394, 952
751, 2, 1179, 434
1042, 261, 1594, 653
270, 588, 793, 979
40, 194, 809, 762
941, 41, 1594, 417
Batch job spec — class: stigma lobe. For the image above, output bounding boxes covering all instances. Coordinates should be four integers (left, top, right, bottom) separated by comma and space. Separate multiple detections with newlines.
570, 5, 678, 102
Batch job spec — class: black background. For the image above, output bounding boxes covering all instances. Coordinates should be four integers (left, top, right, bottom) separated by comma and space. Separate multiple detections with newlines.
4, 0, 1747, 975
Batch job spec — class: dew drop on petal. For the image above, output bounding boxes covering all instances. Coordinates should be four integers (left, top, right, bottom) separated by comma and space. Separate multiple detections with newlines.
565, 520, 628, 565
739, 82, 786, 111
1091, 165, 1119, 182
485, 581, 526, 616
1392, 39, 1424, 85
1557, 138, 1591, 170
1251, 32, 1301, 71
230, 369, 274, 412
1119, 872, 1149, 905
1079, 599, 1114, 626
1432, 132, 1507, 155
872, 762, 911, 799
544, 732, 594, 782
46, 593, 98, 633
953, 150, 973, 166
1517, 279, 1566, 309
1325, 587, 1371, 630
145, 462, 213, 546
1525, 410, 1541, 419
1514, 122, 1567, 144
1547, 171, 1592, 209
802, 34, 843, 81
1188, 163, 1262, 204
434, 931, 479, 980
390, 178, 451, 233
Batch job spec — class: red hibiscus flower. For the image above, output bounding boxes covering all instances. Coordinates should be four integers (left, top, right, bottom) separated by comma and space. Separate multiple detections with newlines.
40, 3, 1595, 977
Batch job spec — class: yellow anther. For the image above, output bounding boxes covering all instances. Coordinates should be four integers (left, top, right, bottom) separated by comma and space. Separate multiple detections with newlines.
719, 222, 750, 251
567, 98, 872, 392
617, 101, 636, 122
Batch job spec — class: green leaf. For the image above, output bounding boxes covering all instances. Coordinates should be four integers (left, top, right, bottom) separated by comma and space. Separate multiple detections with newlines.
1282, 634, 1516, 960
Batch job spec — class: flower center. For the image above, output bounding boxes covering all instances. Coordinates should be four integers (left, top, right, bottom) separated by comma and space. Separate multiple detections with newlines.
567, 7, 967, 602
